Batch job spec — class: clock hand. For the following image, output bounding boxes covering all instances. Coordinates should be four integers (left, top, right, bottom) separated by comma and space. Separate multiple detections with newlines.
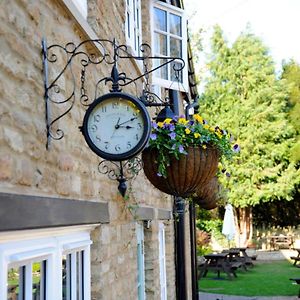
114, 117, 121, 129
118, 117, 137, 126
119, 125, 134, 129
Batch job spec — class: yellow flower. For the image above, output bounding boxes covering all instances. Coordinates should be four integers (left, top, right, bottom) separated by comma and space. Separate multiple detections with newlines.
178, 118, 188, 125
185, 128, 191, 134
216, 132, 222, 139
164, 118, 172, 124
193, 114, 203, 123
194, 133, 201, 138
202, 145, 207, 149
203, 124, 210, 130
157, 122, 164, 128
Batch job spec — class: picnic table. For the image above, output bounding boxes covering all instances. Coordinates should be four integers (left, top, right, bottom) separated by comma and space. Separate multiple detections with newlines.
230, 247, 256, 267
199, 252, 238, 280
290, 248, 300, 266
223, 248, 247, 271
270, 235, 294, 250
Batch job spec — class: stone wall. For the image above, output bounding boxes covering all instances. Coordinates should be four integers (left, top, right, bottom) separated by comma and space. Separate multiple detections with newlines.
0, 0, 186, 299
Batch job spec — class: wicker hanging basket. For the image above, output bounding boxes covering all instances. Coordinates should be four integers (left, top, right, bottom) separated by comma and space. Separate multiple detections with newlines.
193, 176, 219, 210
142, 146, 219, 198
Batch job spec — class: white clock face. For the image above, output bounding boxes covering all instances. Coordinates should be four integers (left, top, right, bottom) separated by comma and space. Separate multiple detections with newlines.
87, 97, 146, 156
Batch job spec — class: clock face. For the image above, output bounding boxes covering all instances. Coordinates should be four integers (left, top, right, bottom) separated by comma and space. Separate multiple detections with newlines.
82, 92, 151, 161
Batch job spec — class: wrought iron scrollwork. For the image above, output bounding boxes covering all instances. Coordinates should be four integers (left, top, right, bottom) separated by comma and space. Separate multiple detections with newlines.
98, 157, 143, 196
42, 37, 185, 196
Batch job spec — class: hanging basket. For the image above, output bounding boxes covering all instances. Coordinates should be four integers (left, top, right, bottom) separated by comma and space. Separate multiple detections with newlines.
193, 176, 219, 210
142, 146, 219, 198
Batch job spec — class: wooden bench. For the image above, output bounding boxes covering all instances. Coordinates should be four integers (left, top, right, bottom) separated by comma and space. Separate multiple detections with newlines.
230, 262, 243, 277
290, 256, 300, 266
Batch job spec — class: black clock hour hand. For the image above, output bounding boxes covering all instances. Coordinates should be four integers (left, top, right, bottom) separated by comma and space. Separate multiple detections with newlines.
119, 125, 134, 129
118, 117, 137, 126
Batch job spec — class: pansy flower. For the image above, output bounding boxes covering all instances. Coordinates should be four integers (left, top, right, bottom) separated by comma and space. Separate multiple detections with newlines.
150, 133, 157, 140
233, 144, 240, 152
168, 132, 176, 140
151, 121, 158, 129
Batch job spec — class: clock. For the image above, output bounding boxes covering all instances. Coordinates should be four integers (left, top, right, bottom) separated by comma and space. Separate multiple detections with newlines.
81, 92, 151, 161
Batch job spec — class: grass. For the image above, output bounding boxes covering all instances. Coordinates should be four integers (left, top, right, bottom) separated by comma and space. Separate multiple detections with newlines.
199, 260, 300, 297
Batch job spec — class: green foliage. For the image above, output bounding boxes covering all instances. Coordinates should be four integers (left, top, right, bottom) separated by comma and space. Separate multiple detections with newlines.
197, 245, 213, 256
281, 60, 300, 163
196, 25, 300, 207
148, 114, 236, 177
199, 260, 299, 297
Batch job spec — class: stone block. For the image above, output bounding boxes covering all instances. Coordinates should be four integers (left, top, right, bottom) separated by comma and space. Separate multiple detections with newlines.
0, 154, 13, 180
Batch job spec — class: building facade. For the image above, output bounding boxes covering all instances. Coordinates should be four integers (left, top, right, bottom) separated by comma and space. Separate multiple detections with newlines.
0, 0, 198, 299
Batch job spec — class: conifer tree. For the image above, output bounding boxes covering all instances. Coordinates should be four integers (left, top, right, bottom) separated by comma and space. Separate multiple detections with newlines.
199, 25, 299, 208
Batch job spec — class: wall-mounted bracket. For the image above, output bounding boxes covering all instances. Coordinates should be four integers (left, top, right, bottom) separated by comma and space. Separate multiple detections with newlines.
41, 38, 185, 196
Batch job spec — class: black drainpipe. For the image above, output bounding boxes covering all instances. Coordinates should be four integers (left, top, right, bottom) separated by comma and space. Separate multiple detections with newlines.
169, 89, 187, 300
186, 95, 200, 300
174, 197, 187, 300
189, 202, 198, 300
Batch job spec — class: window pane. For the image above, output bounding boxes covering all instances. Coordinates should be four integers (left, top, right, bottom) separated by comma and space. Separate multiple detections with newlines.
171, 61, 183, 83
154, 33, 167, 56
170, 13, 181, 36
154, 59, 168, 80
76, 251, 84, 300
32, 261, 46, 300
127, 12, 130, 38
62, 254, 71, 300
7, 266, 24, 300
154, 8, 167, 31
170, 38, 182, 57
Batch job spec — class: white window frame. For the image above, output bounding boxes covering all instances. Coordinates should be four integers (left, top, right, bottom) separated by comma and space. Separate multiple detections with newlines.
136, 223, 145, 300
0, 225, 95, 300
70, 0, 88, 19
158, 222, 167, 300
126, 0, 142, 56
151, 1, 188, 91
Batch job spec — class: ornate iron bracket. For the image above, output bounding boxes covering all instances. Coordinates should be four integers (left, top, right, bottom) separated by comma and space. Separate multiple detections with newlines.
42, 37, 185, 196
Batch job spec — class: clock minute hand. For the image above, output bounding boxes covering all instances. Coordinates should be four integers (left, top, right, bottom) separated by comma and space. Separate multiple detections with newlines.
114, 117, 121, 129
118, 117, 137, 126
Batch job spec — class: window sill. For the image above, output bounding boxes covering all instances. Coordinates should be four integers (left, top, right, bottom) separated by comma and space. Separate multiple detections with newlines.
59, 0, 104, 55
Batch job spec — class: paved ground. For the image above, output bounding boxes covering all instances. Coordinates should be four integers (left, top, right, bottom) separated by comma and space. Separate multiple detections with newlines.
198, 293, 299, 300
199, 249, 299, 300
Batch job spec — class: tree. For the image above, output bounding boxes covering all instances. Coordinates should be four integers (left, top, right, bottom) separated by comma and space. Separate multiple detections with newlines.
281, 60, 300, 164
196, 25, 300, 245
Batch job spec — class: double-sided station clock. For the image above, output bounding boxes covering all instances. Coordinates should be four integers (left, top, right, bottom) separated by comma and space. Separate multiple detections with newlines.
81, 92, 151, 161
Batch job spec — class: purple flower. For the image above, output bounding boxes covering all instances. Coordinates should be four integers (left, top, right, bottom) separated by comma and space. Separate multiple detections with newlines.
188, 120, 195, 126
150, 133, 157, 140
157, 172, 162, 177
169, 124, 175, 131
151, 121, 158, 129
169, 132, 176, 140
226, 172, 231, 178
203, 119, 208, 125
179, 145, 187, 154
173, 115, 179, 121
233, 144, 240, 152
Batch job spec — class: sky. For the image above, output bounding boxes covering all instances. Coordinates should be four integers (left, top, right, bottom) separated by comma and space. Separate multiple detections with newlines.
185, 0, 300, 72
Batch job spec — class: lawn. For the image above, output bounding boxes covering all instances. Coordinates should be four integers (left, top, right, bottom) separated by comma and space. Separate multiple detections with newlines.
199, 260, 300, 297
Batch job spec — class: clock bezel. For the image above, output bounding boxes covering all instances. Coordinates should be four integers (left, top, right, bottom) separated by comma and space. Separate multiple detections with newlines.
81, 92, 151, 161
